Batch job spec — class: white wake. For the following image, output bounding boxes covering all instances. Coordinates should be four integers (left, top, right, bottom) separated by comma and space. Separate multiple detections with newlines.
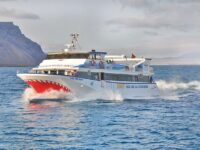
22, 88, 69, 102
74, 89, 123, 102
156, 80, 200, 100
22, 88, 123, 102
156, 80, 200, 91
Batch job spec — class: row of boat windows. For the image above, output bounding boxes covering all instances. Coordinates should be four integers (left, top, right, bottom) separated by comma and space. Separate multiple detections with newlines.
44, 70, 65, 75
47, 53, 89, 59
35, 70, 152, 82
76, 72, 151, 82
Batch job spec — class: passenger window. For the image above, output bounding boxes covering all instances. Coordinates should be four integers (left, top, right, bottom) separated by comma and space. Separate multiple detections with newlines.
50, 70, 57, 75
58, 70, 65, 75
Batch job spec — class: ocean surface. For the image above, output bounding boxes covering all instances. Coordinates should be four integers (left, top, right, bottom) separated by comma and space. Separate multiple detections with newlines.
0, 66, 200, 150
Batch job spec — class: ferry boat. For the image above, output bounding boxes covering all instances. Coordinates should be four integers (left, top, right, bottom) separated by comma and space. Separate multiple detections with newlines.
17, 33, 159, 100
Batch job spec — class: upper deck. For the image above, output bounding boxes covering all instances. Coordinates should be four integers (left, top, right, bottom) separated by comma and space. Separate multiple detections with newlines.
34, 49, 153, 77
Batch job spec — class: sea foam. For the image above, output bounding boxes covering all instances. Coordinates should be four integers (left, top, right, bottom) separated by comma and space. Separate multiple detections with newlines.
156, 80, 200, 91
22, 88, 69, 102
22, 87, 123, 102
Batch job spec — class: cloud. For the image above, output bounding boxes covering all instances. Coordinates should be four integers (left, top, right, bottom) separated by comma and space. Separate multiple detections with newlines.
108, 0, 200, 30
106, 16, 187, 29
0, 0, 16, 1
116, 0, 151, 8
0, 7, 40, 20
116, 0, 200, 8
106, 14, 200, 30
0, 0, 18, 2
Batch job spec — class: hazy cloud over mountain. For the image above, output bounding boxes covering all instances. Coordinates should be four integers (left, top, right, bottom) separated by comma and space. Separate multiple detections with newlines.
0, 0, 16, 1
0, 0, 199, 64
0, 7, 40, 20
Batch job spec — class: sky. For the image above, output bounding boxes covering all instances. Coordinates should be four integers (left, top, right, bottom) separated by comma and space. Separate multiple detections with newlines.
0, 0, 200, 63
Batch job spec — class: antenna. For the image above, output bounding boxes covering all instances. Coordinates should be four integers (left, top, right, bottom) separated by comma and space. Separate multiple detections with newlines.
64, 33, 82, 52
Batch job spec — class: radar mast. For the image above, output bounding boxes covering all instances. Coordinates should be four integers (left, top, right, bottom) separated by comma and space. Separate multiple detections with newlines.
64, 33, 81, 52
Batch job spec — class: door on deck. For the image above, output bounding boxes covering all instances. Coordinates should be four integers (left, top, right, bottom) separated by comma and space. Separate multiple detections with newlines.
100, 72, 105, 88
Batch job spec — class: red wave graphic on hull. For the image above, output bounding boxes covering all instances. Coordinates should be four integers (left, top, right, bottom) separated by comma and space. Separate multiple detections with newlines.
26, 80, 70, 93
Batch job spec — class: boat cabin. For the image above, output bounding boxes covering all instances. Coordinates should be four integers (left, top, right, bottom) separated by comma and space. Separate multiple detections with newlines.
88, 50, 107, 60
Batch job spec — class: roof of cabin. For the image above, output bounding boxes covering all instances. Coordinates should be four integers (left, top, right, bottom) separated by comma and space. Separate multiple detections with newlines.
89, 50, 107, 55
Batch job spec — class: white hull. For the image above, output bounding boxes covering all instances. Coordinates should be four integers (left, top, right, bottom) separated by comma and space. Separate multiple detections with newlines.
17, 74, 160, 100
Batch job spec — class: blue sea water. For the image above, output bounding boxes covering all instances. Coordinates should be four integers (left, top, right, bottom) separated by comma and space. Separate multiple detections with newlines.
0, 66, 200, 150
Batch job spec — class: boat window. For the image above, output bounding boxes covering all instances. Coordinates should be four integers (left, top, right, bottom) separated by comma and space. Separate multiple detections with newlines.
100, 72, 104, 80
47, 53, 89, 59
104, 74, 150, 82
50, 70, 57, 75
104, 74, 132, 81
36, 70, 43, 74
91, 72, 100, 80
150, 76, 153, 83
139, 76, 149, 82
89, 53, 105, 60
58, 70, 65, 75
133, 76, 137, 81
75, 71, 101, 80
75, 71, 91, 79
133, 75, 150, 82
44, 71, 48, 74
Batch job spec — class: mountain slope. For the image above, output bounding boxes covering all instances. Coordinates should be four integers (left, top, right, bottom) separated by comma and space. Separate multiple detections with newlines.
0, 22, 45, 66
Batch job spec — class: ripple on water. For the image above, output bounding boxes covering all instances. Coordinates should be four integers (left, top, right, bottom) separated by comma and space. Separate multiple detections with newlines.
0, 66, 200, 149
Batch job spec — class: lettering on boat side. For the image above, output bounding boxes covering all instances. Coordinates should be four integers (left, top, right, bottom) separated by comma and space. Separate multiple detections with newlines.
126, 85, 148, 89
69, 77, 83, 81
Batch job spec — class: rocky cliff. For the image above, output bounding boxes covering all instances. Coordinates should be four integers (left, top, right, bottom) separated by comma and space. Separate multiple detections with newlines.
0, 22, 45, 66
